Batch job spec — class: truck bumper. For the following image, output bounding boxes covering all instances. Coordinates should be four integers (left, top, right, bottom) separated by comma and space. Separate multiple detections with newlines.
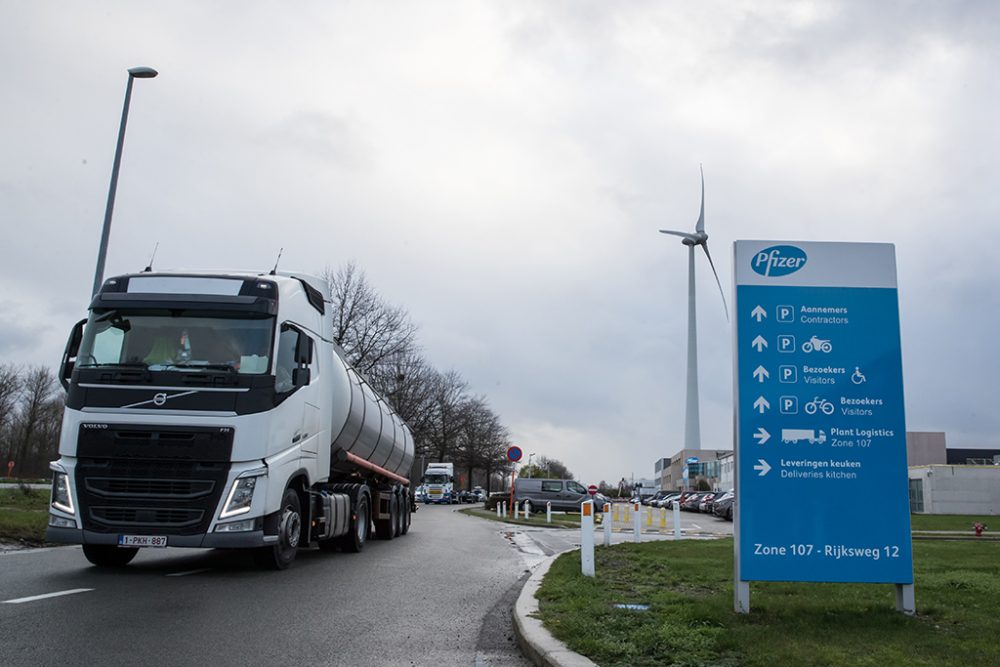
45, 526, 271, 549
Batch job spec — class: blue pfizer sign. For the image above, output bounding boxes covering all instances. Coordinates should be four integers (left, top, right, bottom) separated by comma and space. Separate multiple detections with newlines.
751, 245, 807, 277
733, 241, 912, 587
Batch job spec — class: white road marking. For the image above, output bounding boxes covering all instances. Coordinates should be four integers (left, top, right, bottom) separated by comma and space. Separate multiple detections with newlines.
0, 545, 80, 557
165, 568, 212, 577
3, 588, 93, 604
691, 523, 702, 530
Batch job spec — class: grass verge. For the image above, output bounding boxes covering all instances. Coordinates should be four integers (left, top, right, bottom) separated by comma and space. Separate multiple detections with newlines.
910, 513, 994, 532
0, 487, 49, 543
536, 538, 1000, 667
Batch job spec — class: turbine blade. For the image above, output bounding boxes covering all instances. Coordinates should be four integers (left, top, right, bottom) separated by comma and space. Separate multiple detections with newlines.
701, 242, 729, 321
695, 164, 705, 234
659, 229, 697, 240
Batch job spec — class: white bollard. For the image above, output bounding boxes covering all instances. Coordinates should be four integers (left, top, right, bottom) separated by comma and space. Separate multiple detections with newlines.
546, 501, 552, 523
502, 501, 507, 518
497, 503, 502, 518
603, 503, 612, 546
580, 500, 595, 577
514, 502, 519, 519
673, 502, 682, 539
632, 501, 641, 542
525, 500, 531, 520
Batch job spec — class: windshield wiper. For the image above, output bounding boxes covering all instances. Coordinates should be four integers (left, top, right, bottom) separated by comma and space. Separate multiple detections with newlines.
78, 361, 149, 369
166, 363, 238, 373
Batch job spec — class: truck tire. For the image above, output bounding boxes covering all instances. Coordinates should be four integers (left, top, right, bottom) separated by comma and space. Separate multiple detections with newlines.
400, 493, 411, 536
393, 489, 403, 538
254, 487, 302, 570
375, 492, 397, 540
339, 491, 370, 553
82, 544, 139, 567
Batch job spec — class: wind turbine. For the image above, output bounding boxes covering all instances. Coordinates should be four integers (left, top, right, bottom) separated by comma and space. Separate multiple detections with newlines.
659, 166, 729, 453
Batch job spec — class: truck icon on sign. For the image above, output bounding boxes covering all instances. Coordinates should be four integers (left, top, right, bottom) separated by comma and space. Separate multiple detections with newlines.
781, 428, 827, 445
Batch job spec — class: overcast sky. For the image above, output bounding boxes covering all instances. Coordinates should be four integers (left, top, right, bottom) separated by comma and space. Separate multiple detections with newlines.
2, 1, 998, 485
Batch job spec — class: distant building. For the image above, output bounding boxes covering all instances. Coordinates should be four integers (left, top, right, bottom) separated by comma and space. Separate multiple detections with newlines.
906, 432, 947, 466
908, 465, 1000, 515
657, 449, 731, 491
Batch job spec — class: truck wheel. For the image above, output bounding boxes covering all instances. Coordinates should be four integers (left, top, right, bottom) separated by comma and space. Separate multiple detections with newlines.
393, 489, 404, 537
400, 494, 411, 535
375, 493, 397, 540
254, 487, 301, 570
339, 491, 370, 553
82, 544, 139, 567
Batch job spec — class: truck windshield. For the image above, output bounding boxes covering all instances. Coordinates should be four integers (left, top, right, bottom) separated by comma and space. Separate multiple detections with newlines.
423, 474, 448, 484
76, 310, 275, 374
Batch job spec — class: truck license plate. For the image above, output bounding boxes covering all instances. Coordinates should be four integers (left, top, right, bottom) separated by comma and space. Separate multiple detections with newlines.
118, 535, 167, 548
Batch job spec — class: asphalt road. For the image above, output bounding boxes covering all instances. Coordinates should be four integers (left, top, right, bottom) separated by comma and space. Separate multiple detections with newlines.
0, 504, 534, 667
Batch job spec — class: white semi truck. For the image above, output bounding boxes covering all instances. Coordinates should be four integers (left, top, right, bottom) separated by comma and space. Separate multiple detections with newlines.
46, 270, 415, 569
422, 462, 456, 504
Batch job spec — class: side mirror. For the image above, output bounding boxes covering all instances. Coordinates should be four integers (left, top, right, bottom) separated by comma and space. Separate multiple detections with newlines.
292, 367, 311, 387
60, 319, 87, 391
295, 334, 313, 365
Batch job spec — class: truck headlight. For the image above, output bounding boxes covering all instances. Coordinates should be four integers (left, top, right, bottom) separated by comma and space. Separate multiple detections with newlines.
51, 472, 75, 515
220, 468, 266, 519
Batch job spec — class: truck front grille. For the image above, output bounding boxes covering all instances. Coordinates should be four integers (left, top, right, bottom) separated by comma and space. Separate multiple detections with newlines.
75, 425, 233, 536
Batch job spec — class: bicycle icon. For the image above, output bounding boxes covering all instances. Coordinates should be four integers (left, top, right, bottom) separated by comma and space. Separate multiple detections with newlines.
804, 397, 835, 415
851, 367, 866, 385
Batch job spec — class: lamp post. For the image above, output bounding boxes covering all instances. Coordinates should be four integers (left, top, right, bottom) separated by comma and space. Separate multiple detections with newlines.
527, 453, 536, 478
91, 66, 158, 297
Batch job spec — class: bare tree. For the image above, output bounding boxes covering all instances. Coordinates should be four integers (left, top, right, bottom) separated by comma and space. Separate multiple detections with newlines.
10, 366, 62, 476
324, 262, 418, 375
0, 363, 22, 462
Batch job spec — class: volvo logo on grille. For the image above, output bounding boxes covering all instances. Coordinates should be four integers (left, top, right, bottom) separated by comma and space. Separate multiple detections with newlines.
122, 390, 198, 410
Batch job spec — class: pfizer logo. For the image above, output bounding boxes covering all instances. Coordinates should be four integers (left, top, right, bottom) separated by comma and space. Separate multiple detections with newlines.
751, 245, 807, 277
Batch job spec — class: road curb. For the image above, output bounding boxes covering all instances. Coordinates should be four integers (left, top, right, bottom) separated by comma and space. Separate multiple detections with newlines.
513, 550, 598, 667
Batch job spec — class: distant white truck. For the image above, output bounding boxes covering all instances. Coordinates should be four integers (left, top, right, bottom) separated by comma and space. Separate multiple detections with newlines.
422, 462, 457, 504
781, 429, 827, 444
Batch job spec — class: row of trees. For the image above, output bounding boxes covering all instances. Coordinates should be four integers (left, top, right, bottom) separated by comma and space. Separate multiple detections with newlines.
0, 263, 520, 490
0, 364, 63, 479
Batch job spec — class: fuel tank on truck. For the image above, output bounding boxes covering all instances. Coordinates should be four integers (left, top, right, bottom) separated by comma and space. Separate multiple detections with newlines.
327, 351, 414, 479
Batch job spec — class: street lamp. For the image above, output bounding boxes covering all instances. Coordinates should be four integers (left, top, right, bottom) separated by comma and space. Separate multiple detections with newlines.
527, 453, 536, 478
91, 66, 158, 297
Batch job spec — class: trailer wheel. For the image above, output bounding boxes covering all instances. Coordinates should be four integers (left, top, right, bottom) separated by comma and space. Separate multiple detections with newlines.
400, 493, 411, 535
392, 489, 403, 538
339, 491, 370, 553
83, 544, 139, 567
254, 487, 302, 570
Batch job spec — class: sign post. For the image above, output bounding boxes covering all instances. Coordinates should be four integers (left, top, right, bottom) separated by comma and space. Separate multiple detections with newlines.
506, 446, 522, 518
733, 241, 913, 614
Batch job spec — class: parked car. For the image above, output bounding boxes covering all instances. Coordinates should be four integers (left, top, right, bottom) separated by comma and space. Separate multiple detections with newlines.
713, 491, 734, 521
681, 492, 707, 511
699, 492, 719, 514
472, 486, 486, 502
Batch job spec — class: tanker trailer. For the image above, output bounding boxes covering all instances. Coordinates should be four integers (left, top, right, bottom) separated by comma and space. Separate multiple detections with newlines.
46, 270, 414, 569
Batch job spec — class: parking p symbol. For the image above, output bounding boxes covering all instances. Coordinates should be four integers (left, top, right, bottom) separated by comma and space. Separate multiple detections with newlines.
778, 335, 796, 353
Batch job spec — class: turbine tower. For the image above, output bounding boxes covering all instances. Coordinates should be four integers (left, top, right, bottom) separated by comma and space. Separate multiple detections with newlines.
659, 166, 728, 452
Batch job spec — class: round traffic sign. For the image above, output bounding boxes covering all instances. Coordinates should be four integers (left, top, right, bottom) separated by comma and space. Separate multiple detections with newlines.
506, 445, 523, 463
588, 484, 598, 496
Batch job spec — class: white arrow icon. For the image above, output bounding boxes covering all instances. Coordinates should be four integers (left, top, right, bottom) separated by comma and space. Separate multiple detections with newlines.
753, 396, 770, 413
753, 427, 771, 445
753, 365, 769, 383
751, 305, 767, 322
754, 459, 772, 476
751, 335, 768, 352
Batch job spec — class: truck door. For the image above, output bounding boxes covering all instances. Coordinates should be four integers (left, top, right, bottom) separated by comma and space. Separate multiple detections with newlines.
274, 324, 319, 455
